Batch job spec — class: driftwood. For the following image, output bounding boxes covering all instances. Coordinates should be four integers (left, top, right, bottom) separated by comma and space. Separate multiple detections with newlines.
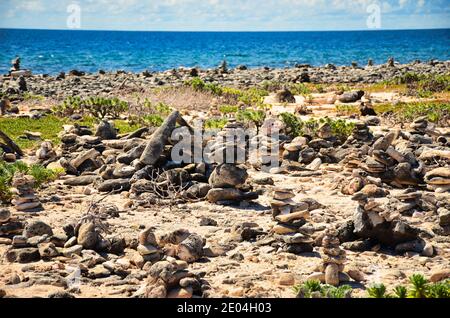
140, 111, 192, 166
0, 129, 23, 156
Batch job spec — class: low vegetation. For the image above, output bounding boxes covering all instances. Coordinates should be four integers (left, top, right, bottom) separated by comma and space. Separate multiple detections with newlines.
293, 280, 353, 298
280, 113, 355, 141
0, 115, 143, 150
52, 96, 129, 119
367, 274, 449, 298
0, 160, 61, 203
293, 274, 449, 299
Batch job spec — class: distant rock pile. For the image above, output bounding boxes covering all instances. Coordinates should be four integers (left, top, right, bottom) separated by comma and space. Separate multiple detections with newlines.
10, 173, 42, 212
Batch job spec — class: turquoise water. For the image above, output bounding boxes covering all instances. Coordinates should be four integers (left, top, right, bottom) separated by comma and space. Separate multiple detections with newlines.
0, 28, 449, 74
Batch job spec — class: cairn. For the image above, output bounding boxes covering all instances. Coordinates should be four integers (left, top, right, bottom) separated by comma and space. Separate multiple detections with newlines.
307, 227, 348, 286
321, 228, 347, 286
35, 141, 57, 162
205, 120, 259, 204
425, 167, 450, 193
142, 257, 211, 298
10, 173, 42, 212
0, 208, 24, 242
138, 228, 210, 298
270, 188, 314, 254
351, 192, 421, 248
249, 118, 285, 172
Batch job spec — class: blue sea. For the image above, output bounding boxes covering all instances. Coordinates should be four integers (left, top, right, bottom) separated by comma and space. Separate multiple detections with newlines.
0, 28, 449, 75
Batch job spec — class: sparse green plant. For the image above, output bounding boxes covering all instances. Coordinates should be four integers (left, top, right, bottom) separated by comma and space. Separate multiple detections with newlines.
185, 77, 223, 96
290, 83, 311, 96
293, 280, 353, 299
260, 80, 283, 92
218, 105, 239, 115
367, 284, 390, 298
0, 160, 61, 203
84, 96, 129, 119
236, 109, 266, 132
408, 274, 429, 298
143, 99, 172, 116
394, 286, 408, 298
205, 118, 228, 130
53, 96, 129, 119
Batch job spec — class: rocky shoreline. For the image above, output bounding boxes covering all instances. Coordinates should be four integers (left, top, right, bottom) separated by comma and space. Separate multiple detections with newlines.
2, 59, 450, 99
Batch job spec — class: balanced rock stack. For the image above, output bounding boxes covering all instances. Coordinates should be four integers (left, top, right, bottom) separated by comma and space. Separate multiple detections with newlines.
137, 227, 162, 264
249, 118, 285, 172
137, 229, 210, 298
424, 168, 450, 193
270, 188, 314, 254
141, 258, 211, 298
205, 120, 258, 204
345, 122, 373, 147
282, 136, 307, 162
351, 193, 421, 248
206, 119, 247, 165
358, 130, 423, 187
0, 208, 24, 244
10, 173, 42, 212
391, 190, 425, 216
35, 141, 57, 162
319, 228, 348, 286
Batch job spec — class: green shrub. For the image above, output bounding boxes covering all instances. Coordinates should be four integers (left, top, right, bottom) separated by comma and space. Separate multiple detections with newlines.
260, 80, 283, 92
293, 280, 353, 298
218, 105, 239, 115
0, 160, 60, 202
394, 286, 408, 298
279, 113, 355, 141
205, 118, 228, 130
368, 274, 449, 299
143, 114, 164, 127
185, 77, 223, 96
290, 83, 311, 96
84, 97, 129, 119
143, 99, 172, 116
279, 112, 303, 138
237, 109, 266, 131
374, 101, 449, 124
367, 284, 389, 298
53, 96, 129, 119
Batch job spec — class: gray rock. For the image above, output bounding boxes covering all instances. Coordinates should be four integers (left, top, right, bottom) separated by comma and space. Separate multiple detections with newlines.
63, 175, 98, 186
5, 248, 40, 263
0, 208, 11, 223
338, 90, 365, 103
23, 221, 53, 239
140, 111, 191, 166
209, 164, 248, 188
77, 222, 98, 250
96, 178, 131, 192
38, 242, 60, 259
439, 208, 450, 227
183, 183, 211, 200
206, 188, 258, 203
95, 120, 117, 140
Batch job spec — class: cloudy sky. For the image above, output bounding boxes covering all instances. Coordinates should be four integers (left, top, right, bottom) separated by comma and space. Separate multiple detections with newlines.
0, 0, 449, 31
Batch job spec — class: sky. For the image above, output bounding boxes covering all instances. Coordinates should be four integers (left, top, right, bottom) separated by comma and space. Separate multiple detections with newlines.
0, 0, 449, 31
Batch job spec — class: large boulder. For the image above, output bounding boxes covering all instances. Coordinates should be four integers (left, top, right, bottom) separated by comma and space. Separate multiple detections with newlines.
208, 164, 248, 188
338, 90, 365, 103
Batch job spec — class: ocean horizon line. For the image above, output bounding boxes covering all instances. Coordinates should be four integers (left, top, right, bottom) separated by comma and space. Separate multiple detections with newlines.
1, 27, 450, 33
